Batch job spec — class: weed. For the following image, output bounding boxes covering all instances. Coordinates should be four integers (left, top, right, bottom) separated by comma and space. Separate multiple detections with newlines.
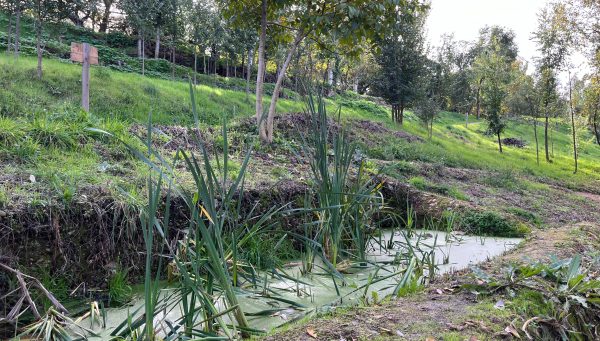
108, 269, 133, 306
28, 118, 77, 149
461, 211, 530, 237
446, 186, 470, 201
468, 256, 600, 340
507, 207, 542, 227
483, 169, 520, 189
409, 176, 427, 190
0, 116, 25, 146
0, 186, 7, 208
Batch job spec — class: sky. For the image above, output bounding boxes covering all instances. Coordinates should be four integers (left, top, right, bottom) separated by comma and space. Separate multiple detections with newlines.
426, 0, 549, 66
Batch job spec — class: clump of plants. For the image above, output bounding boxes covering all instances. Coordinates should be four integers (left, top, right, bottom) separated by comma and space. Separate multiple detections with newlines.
460, 210, 530, 237
507, 207, 543, 227
467, 255, 600, 340
408, 176, 469, 201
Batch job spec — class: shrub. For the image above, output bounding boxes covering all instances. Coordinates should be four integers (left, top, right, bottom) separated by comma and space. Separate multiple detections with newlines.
0, 117, 25, 146
28, 118, 77, 149
108, 269, 133, 306
461, 211, 530, 237
507, 207, 542, 227
409, 176, 427, 190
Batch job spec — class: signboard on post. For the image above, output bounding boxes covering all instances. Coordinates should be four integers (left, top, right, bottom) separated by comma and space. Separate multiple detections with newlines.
70, 42, 98, 112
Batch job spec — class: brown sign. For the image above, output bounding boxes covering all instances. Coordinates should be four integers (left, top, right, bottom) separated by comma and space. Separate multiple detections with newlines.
70, 42, 99, 65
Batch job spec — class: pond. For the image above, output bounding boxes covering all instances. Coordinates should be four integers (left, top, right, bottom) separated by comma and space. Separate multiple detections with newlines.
84, 230, 521, 338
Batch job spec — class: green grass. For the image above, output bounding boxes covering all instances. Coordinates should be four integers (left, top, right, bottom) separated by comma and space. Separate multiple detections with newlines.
1, 23, 599, 217
398, 112, 600, 186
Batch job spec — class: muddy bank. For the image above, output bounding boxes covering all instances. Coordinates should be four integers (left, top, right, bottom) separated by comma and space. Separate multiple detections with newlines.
0, 175, 472, 290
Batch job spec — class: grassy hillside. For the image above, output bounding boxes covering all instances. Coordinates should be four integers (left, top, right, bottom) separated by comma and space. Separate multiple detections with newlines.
401, 112, 600, 184
1, 54, 599, 205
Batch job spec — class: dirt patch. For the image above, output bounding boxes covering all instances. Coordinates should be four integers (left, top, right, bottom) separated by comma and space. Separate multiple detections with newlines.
264, 290, 477, 341
501, 137, 526, 148
499, 222, 600, 266
577, 191, 600, 204
129, 124, 215, 152
393, 130, 424, 143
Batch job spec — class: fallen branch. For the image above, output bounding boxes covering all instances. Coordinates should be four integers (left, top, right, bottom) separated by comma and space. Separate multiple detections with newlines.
0, 263, 69, 323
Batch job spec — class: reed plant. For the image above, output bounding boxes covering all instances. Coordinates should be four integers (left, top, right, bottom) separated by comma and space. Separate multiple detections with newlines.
300, 95, 383, 269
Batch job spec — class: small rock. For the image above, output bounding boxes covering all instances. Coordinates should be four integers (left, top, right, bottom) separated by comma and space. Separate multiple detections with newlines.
494, 299, 505, 309
0, 210, 6, 217
29, 174, 36, 183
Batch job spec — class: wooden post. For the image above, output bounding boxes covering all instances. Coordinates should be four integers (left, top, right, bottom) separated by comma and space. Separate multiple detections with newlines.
71, 42, 98, 112
82, 43, 91, 112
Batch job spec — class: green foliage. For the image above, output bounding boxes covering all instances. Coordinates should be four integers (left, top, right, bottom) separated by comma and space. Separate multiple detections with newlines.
371, 5, 428, 117
239, 231, 299, 269
408, 176, 427, 190
408, 176, 469, 201
469, 256, 600, 340
0, 186, 7, 208
301, 95, 384, 267
461, 211, 530, 237
507, 207, 543, 227
0, 116, 25, 146
28, 117, 78, 149
336, 96, 388, 117
108, 269, 133, 306
483, 169, 519, 189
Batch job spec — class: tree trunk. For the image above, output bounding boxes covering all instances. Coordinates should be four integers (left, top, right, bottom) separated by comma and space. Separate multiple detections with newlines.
497, 132, 503, 153
544, 114, 550, 162
154, 29, 160, 59
327, 64, 334, 97
171, 43, 175, 80
399, 103, 405, 125
7, 9, 12, 53
246, 47, 253, 101
256, 0, 268, 140
533, 118, 539, 166
476, 78, 483, 119
594, 111, 600, 146
353, 76, 359, 93
14, 1, 21, 57
429, 119, 433, 139
193, 48, 197, 85
137, 37, 142, 58
35, 14, 43, 79
226, 58, 229, 78
465, 111, 469, 128
142, 37, 145, 75
568, 73, 578, 174
99, 0, 113, 33
551, 120, 556, 158
203, 53, 206, 74
264, 29, 305, 142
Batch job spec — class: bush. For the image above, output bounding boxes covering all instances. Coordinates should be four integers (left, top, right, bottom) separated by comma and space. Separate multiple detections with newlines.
461, 211, 530, 237
28, 118, 78, 149
0, 117, 25, 146
507, 207, 542, 227
409, 176, 427, 190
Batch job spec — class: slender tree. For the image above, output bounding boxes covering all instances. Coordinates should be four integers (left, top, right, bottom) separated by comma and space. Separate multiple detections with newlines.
534, 3, 572, 162
223, 0, 424, 142
371, 4, 429, 125
475, 37, 513, 153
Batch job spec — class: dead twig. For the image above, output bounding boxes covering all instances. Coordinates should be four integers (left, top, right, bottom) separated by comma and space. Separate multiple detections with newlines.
0, 262, 69, 323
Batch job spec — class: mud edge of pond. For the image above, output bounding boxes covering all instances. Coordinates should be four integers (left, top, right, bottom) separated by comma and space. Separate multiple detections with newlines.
0, 176, 480, 288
